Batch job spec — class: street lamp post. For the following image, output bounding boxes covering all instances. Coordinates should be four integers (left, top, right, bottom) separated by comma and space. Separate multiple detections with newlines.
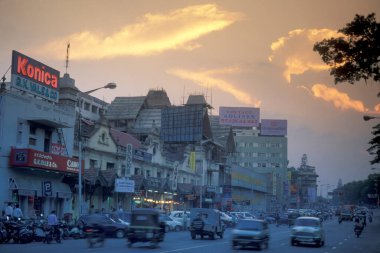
77, 82, 116, 217
363, 115, 380, 121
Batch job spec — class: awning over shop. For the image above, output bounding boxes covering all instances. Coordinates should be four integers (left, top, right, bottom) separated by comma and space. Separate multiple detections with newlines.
9, 177, 72, 199
26, 117, 72, 128
9, 177, 41, 197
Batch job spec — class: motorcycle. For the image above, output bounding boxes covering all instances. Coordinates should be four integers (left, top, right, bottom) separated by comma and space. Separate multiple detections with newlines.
43, 224, 61, 244
354, 224, 363, 238
84, 225, 105, 248
3, 217, 33, 244
0, 220, 7, 244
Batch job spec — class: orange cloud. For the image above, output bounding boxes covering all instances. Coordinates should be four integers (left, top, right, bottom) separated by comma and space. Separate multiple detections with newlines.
167, 67, 261, 107
311, 84, 368, 112
269, 28, 340, 83
36, 4, 242, 60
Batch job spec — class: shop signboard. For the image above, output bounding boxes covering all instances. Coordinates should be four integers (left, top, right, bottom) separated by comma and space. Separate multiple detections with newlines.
42, 181, 52, 197
260, 119, 287, 136
11, 50, 59, 103
115, 178, 135, 193
219, 106, 260, 127
10, 148, 83, 174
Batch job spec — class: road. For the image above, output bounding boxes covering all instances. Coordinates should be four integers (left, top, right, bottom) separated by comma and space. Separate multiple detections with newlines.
1, 210, 379, 253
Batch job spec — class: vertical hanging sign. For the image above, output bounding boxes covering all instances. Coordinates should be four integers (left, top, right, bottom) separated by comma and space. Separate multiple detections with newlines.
125, 144, 133, 176
172, 161, 179, 191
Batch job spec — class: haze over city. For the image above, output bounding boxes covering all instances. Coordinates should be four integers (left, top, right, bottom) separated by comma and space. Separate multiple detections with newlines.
1, 0, 379, 194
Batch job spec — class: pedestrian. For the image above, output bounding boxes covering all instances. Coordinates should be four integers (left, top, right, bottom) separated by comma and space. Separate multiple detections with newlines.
47, 210, 61, 243
13, 204, 23, 220
5, 203, 13, 219
183, 211, 188, 231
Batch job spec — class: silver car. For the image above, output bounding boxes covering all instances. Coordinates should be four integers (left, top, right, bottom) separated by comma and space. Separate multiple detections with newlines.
232, 219, 269, 250
290, 217, 325, 247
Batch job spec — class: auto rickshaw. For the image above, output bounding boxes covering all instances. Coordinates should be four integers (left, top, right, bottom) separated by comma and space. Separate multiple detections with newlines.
126, 208, 165, 248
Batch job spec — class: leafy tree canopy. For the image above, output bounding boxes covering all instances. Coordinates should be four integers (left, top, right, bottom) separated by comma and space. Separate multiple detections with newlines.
313, 13, 380, 84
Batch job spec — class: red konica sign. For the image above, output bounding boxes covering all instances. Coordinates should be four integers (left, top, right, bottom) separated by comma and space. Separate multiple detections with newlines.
11, 50, 60, 103
10, 148, 83, 174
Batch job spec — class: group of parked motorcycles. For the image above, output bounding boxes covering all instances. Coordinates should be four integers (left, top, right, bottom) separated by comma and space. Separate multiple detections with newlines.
0, 215, 83, 244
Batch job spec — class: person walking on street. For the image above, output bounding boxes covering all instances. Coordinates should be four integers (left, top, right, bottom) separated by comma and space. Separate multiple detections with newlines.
183, 211, 188, 231
13, 204, 23, 220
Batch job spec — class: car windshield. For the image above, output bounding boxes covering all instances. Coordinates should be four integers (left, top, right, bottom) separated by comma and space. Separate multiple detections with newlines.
236, 220, 262, 231
159, 214, 172, 222
295, 219, 319, 227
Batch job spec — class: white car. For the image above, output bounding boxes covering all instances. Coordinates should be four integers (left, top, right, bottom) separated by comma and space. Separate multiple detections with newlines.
160, 214, 183, 232
290, 217, 325, 247
169, 211, 190, 228
220, 211, 234, 227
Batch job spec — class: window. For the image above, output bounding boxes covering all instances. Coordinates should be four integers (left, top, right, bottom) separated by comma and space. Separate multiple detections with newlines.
29, 138, 37, 146
106, 162, 115, 170
157, 171, 162, 178
91, 105, 98, 113
30, 126, 37, 135
84, 102, 90, 111
90, 159, 98, 168
135, 167, 141, 175
44, 130, 52, 152
146, 170, 151, 177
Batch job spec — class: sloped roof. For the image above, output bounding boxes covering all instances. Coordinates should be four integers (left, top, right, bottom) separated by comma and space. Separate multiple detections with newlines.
145, 89, 171, 108
110, 128, 141, 149
133, 108, 162, 134
106, 96, 145, 120
186, 94, 213, 109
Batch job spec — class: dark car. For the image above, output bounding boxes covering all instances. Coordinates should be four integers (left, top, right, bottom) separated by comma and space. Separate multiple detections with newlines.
232, 219, 270, 250
77, 214, 128, 238
126, 208, 165, 248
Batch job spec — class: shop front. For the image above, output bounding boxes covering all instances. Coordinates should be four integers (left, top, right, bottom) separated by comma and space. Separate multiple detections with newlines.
8, 148, 80, 219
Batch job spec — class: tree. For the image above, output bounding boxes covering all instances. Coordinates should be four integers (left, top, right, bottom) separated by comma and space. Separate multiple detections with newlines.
313, 13, 380, 84
367, 124, 380, 165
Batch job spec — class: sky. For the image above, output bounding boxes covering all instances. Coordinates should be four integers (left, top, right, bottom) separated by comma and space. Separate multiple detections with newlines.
1, 0, 379, 195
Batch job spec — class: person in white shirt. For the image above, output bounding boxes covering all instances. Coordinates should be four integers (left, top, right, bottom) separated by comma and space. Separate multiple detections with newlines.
13, 204, 23, 220
47, 210, 61, 243
5, 203, 13, 218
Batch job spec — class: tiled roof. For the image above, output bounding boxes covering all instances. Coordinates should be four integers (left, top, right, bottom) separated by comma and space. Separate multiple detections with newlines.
110, 128, 141, 149
133, 109, 162, 134
145, 89, 171, 108
84, 168, 98, 185
99, 169, 117, 187
106, 96, 145, 119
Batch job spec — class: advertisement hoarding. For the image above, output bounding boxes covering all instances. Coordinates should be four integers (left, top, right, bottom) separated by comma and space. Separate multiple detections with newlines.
11, 50, 59, 103
260, 119, 287, 136
219, 107, 260, 127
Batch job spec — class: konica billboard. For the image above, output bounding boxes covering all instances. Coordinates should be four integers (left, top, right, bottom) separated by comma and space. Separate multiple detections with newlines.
11, 50, 59, 103
219, 106, 260, 127
260, 119, 287, 136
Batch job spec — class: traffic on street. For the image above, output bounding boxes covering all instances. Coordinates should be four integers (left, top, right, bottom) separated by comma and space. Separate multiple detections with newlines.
1, 209, 378, 253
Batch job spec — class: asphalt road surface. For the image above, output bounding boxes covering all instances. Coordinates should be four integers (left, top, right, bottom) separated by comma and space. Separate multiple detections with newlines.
1, 210, 379, 253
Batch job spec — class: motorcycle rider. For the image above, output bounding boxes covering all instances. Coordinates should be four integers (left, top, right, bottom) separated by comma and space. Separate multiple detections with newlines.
47, 210, 61, 243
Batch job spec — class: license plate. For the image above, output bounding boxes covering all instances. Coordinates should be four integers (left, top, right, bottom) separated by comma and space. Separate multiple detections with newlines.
146, 232, 153, 238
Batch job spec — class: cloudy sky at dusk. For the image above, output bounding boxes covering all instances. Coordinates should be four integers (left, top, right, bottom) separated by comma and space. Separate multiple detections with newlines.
1, 0, 379, 194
